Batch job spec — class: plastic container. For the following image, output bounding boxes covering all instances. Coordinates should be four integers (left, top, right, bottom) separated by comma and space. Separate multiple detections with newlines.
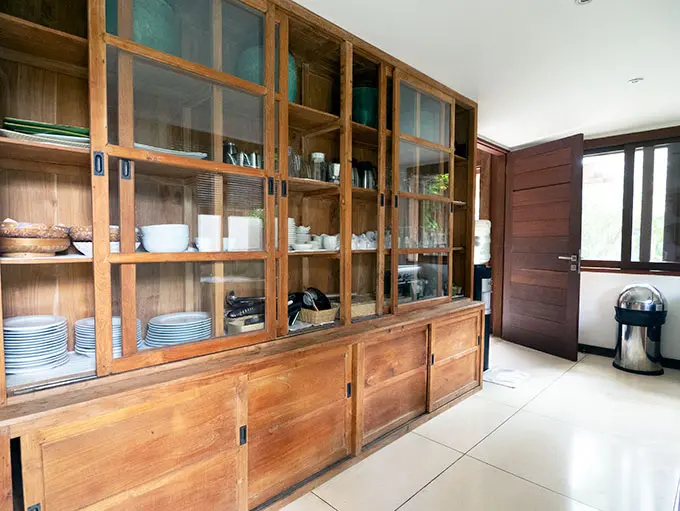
352, 87, 378, 128
474, 220, 491, 265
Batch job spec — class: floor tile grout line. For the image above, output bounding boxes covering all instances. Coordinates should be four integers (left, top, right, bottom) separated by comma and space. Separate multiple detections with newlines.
411, 430, 468, 453
393, 455, 466, 511
465, 454, 606, 511
309, 491, 340, 511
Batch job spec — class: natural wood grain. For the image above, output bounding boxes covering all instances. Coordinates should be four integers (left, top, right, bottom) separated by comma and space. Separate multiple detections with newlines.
21, 433, 45, 509
375, 64, 388, 317
351, 342, 365, 455
430, 348, 479, 410
0, 12, 88, 78
108, 251, 267, 264
431, 313, 479, 360
248, 347, 350, 508
339, 42, 353, 324
289, 103, 340, 132
0, 427, 9, 510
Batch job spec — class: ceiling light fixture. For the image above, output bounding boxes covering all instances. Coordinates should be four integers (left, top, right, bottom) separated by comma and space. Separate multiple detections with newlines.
575, 0, 592, 5
628, 77, 644, 84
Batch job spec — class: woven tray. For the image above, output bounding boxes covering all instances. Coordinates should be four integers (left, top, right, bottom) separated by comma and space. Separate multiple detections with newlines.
0, 237, 71, 257
0, 221, 68, 239
299, 306, 339, 325
351, 300, 377, 318
70, 225, 127, 242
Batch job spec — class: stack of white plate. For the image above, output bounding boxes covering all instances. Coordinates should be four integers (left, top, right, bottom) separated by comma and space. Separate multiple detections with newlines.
145, 312, 212, 347
288, 218, 296, 248
75, 317, 143, 358
296, 225, 311, 244
3, 316, 69, 374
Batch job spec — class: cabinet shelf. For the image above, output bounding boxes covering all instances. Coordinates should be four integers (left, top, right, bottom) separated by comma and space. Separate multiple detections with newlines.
0, 137, 90, 173
351, 187, 378, 200
0, 255, 92, 265
0, 13, 88, 79
351, 122, 392, 146
288, 250, 340, 258
351, 249, 377, 254
287, 177, 340, 195
288, 103, 340, 133
109, 251, 266, 264
454, 154, 468, 163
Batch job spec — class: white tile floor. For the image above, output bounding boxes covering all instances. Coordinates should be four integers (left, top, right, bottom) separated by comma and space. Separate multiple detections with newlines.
283, 337, 680, 511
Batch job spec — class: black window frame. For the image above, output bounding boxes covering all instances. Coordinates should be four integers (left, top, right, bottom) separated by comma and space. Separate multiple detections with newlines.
582, 135, 680, 273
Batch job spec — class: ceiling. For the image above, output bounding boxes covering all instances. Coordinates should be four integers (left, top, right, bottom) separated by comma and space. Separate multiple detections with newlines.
295, 0, 680, 149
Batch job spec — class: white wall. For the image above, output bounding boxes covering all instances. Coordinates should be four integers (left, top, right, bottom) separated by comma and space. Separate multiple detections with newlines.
579, 272, 680, 360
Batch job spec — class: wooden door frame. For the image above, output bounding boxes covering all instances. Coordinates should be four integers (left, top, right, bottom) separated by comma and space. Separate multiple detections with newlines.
477, 139, 508, 337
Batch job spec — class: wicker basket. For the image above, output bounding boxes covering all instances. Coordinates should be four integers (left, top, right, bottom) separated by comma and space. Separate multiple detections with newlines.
0, 221, 68, 239
299, 306, 339, 325
70, 225, 126, 242
351, 300, 377, 318
0, 237, 71, 257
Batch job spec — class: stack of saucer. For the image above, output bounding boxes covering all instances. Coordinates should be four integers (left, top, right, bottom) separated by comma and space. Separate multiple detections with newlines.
288, 218, 296, 248
75, 316, 143, 358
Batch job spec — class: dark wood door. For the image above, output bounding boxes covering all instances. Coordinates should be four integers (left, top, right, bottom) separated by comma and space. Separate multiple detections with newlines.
502, 135, 584, 361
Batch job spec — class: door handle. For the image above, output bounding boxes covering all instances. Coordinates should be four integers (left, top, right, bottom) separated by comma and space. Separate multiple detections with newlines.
557, 254, 580, 272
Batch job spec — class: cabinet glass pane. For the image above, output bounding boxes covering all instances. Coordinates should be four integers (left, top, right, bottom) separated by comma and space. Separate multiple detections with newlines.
109, 162, 265, 254
399, 141, 449, 196
352, 253, 377, 322
398, 198, 449, 249
287, 257, 341, 333
397, 253, 448, 304
107, 47, 264, 166
399, 83, 450, 146
2, 264, 96, 393
105, 0, 265, 85
115, 260, 265, 349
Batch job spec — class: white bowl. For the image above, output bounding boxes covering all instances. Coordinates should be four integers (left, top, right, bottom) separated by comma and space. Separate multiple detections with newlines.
293, 243, 313, 251
141, 224, 190, 253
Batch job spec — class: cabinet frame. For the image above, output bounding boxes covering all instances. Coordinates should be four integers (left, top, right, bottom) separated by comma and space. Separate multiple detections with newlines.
0, 0, 477, 398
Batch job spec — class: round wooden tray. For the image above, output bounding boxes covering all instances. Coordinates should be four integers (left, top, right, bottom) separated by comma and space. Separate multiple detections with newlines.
0, 237, 71, 258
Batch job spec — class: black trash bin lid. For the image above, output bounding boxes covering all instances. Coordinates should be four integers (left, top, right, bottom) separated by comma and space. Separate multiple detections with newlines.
617, 284, 666, 312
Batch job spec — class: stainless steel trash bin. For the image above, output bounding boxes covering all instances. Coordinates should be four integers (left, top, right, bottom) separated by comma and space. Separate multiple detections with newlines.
613, 284, 667, 375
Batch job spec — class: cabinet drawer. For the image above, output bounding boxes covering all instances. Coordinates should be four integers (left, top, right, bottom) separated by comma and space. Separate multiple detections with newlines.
432, 314, 479, 360
430, 349, 479, 410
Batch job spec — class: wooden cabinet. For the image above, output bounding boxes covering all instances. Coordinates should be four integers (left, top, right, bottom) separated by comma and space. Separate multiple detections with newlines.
428, 310, 483, 410
17, 371, 247, 511
248, 346, 352, 509
360, 326, 428, 445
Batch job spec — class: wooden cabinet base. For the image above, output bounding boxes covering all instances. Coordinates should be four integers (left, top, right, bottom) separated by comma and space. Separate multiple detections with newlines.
0, 300, 484, 511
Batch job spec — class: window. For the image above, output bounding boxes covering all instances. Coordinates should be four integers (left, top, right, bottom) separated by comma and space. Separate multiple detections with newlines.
582, 151, 624, 261
582, 141, 680, 269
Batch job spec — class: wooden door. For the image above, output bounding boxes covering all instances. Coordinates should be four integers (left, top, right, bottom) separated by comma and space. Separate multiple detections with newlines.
502, 135, 584, 360
428, 309, 483, 410
360, 326, 428, 445
247, 346, 352, 509
19, 372, 247, 511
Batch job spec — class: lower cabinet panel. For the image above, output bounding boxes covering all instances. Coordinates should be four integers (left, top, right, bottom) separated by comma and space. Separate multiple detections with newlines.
248, 347, 351, 509
363, 369, 427, 444
430, 349, 479, 410
23, 374, 246, 511
80, 452, 238, 510
362, 328, 429, 445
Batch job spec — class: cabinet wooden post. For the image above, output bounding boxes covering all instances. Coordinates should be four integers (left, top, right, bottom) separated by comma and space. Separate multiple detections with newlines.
340, 42, 353, 325
89, 0, 113, 375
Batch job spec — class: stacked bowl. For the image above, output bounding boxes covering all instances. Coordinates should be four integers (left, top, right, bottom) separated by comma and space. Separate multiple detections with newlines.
141, 224, 190, 253
145, 312, 212, 347
75, 317, 143, 358
3, 316, 69, 373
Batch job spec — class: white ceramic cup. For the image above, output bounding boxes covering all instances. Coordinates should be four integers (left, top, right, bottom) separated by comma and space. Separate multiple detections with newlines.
197, 215, 222, 252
